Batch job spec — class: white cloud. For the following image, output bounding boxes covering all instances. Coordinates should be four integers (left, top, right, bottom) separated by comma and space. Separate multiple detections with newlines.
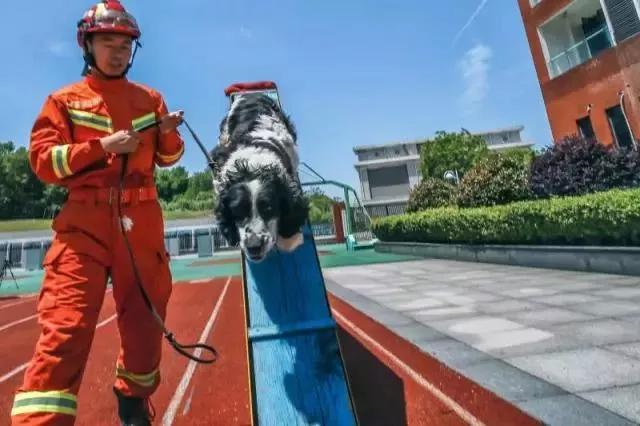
459, 43, 493, 116
47, 41, 74, 58
453, 0, 489, 45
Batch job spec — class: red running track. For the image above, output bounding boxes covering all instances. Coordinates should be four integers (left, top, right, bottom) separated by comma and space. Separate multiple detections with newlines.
0, 277, 540, 425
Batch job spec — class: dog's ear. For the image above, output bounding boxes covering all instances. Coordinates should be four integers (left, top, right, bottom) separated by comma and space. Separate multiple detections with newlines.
278, 177, 309, 238
214, 187, 240, 247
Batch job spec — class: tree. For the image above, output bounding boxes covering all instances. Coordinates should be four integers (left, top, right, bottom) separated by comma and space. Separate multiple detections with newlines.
305, 188, 334, 223
0, 143, 50, 219
457, 150, 534, 208
419, 131, 489, 180
530, 136, 640, 198
185, 170, 214, 198
154, 166, 189, 202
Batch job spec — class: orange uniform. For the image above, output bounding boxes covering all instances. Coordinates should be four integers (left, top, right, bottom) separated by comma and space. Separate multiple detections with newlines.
11, 74, 184, 425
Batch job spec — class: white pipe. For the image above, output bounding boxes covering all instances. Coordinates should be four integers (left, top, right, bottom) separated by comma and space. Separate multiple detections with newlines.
619, 89, 638, 151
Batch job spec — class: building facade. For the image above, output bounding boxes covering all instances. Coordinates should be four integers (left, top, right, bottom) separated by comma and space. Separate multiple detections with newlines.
353, 127, 533, 217
518, 0, 640, 149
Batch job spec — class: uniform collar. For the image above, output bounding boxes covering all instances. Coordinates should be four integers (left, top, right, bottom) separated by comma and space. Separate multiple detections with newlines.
84, 72, 129, 92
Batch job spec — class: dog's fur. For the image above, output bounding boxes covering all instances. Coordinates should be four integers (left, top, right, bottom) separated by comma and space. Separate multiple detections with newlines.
210, 94, 308, 261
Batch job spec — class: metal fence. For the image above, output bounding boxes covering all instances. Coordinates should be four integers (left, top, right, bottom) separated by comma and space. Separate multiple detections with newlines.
1, 221, 338, 270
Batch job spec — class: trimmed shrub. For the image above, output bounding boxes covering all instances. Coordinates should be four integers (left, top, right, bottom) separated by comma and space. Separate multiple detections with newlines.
457, 150, 533, 208
373, 188, 640, 246
530, 136, 640, 197
407, 178, 457, 213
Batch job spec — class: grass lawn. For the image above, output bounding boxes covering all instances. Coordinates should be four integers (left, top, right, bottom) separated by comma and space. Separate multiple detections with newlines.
0, 210, 211, 233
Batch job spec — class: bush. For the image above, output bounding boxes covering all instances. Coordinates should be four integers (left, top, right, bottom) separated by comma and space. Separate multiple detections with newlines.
165, 192, 215, 212
419, 131, 489, 180
530, 136, 640, 197
407, 178, 456, 213
457, 150, 533, 208
373, 188, 640, 246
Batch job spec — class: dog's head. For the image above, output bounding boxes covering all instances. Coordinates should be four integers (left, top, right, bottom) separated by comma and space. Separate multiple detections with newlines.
215, 164, 308, 262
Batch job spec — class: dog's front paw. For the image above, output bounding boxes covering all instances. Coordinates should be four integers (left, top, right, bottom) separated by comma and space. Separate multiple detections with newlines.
277, 232, 303, 252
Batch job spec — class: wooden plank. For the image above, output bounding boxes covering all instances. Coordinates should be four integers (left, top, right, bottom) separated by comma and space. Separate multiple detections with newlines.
243, 225, 358, 425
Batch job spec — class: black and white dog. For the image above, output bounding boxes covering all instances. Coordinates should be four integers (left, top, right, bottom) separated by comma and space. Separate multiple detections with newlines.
210, 94, 309, 262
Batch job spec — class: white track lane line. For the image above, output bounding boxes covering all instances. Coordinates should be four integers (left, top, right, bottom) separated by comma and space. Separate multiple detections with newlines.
0, 313, 118, 383
0, 297, 37, 311
0, 289, 113, 333
331, 308, 485, 426
162, 276, 232, 426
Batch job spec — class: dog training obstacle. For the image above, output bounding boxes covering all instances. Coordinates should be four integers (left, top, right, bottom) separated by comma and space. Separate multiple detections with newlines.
226, 81, 358, 425
241, 225, 358, 425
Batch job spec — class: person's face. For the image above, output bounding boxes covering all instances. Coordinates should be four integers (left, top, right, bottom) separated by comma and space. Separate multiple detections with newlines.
89, 33, 133, 76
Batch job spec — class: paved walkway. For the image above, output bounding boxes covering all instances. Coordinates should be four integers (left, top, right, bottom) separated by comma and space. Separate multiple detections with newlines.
325, 259, 640, 425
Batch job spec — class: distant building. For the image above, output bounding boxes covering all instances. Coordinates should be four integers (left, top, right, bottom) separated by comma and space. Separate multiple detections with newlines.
518, 0, 640, 149
353, 126, 533, 218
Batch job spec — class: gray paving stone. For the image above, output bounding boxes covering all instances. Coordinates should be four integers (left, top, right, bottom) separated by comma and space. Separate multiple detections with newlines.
456, 359, 565, 402
580, 384, 640, 424
569, 300, 640, 317
498, 287, 562, 298
411, 306, 479, 321
604, 342, 640, 360
519, 394, 637, 426
453, 290, 504, 303
504, 307, 595, 326
426, 315, 524, 337
621, 315, 640, 325
386, 321, 447, 345
384, 297, 447, 312
474, 299, 548, 314
531, 293, 604, 306
507, 348, 640, 392
553, 319, 640, 345
590, 287, 640, 299
482, 332, 587, 359
415, 338, 491, 369
470, 327, 556, 352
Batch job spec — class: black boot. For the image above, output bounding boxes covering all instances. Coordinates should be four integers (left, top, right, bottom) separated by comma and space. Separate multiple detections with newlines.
113, 387, 154, 426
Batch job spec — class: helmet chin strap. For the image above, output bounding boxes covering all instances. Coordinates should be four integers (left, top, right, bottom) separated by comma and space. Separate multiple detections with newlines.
82, 39, 141, 79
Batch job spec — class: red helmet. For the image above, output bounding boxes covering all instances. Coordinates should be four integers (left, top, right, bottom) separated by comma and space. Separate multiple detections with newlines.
77, 1, 141, 48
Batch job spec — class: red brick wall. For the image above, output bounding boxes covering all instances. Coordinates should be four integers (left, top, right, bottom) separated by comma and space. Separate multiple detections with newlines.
518, 0, 640, 147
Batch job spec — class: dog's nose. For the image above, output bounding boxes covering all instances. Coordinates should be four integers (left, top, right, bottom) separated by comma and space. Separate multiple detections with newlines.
246, 232, 263, 248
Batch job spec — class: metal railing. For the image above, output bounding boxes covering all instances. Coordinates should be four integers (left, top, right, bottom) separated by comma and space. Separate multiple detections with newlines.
547, 26, 613, 78
1, 222, 338, 270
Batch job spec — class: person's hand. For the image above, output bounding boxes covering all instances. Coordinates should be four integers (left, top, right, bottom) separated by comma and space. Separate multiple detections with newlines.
99, 130, 140, 154
159, 110, 184, 134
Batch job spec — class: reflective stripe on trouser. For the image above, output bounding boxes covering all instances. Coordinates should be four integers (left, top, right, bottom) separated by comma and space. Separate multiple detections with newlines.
12, 200, 172, 424
116, 365, 159, 388
11, 391, 77, 417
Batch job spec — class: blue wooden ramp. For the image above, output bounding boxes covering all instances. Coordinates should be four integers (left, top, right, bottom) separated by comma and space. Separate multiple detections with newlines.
242, 224, 358, 425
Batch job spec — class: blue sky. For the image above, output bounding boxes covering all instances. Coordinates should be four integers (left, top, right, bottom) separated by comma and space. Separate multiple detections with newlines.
1, 0, 551, 192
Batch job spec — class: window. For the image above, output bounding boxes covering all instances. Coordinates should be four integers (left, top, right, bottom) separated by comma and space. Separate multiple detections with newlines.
539, 0, 614, 78
602, 0, 640, 42
530, 0, 542, 6
606, 105, 634, 148
367, 166, 410, 199
577, 116, 596, 139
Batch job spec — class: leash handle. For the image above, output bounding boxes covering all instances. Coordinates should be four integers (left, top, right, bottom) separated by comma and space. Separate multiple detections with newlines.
164, 333, 218, 364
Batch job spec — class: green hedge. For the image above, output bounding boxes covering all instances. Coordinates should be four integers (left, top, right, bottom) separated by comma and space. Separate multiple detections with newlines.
373, 188, 640, 246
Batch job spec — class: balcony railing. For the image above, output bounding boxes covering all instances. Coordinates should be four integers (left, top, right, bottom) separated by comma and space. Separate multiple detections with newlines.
547, 26, 613, 78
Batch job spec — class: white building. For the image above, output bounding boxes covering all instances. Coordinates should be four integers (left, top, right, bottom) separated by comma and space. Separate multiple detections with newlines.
353, 126, 534, 217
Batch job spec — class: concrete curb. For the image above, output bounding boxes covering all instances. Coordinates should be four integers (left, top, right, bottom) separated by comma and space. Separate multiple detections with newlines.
375, 242, 640, 277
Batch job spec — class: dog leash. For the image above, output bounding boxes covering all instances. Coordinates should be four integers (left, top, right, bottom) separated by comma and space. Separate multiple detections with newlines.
117, 118, 218, 364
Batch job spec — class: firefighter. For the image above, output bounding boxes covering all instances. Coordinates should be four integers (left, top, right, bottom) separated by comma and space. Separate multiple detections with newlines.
11, 1, 184, 425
